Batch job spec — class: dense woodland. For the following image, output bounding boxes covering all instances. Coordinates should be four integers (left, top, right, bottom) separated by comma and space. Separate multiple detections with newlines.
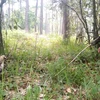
0, 0, 100, 100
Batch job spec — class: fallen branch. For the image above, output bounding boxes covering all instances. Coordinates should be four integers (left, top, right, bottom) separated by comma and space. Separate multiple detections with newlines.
55, 44, 91, 76
55, 36, 100, 76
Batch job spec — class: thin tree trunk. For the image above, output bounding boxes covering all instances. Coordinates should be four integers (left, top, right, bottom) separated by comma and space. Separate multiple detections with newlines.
35, 0, 38, 32
62, 1, 69, 39
55, 10, 58, 34
51, 10, 53, 33
0, 0, 6, 54
92, 0, 99, 40
59, 14, 62, 34
40, 0, 43, 34
79, 0, 90, 44
0, 9, 4, 54
11, 0, 14, 29
45, 9, 48, 34
8, 0, 10, 19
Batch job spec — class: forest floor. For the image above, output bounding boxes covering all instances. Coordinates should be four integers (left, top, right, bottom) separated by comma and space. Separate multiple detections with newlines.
0, 30, 100, 100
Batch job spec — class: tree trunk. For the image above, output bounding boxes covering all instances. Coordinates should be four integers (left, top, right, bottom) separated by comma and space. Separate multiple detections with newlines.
92, 0, 99, 40
40, 0, 43, 34
8, 0, 10, 19
51, 10, 53, 33
62, 0, 69, 39
35, 0, 38, 32
11, 0, 14, 29
55, 10, 58, 34
25, 0, 30, 32
0, 0, 6, 54
59, 15, 62, 34
79, 0, 90, 44
0, 9, 4, 54
45, 9, 49, 34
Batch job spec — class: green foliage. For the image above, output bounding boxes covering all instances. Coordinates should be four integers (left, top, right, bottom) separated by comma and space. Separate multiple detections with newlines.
25, 85, 40, 100
46, 57, 86, 86
1, 31, 100, 100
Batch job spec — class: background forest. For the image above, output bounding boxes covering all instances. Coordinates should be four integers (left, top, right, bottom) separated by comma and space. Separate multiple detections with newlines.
0, 0, 100, 100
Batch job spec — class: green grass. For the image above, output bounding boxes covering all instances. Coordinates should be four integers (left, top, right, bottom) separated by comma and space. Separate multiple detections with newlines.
0, 30, 100, 100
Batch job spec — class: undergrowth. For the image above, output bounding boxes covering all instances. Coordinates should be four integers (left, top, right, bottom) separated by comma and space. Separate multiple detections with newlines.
0, 30, 100, 100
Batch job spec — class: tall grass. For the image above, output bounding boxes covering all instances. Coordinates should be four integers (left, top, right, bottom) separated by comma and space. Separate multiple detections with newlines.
0, 30, 100, 100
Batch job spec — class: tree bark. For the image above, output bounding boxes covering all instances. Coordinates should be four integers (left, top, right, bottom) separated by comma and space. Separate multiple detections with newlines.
51, 10, 53, 33
11, 0, 14, 29
8, 0, 10, 19
0, 0, 6, 54
45, 9, 49, 34
62, 0, 69, 39
55, 10, 58, 34
0, 8, 4, 54
92, 0, 99, 40
40, 0, 43, 34
79, 0, 90, 44
35, 0, 38, 32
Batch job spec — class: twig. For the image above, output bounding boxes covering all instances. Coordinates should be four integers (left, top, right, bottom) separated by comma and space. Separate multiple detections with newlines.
55, 44, 91, 76
44, 37, 100, 96
55, 37, 100, 76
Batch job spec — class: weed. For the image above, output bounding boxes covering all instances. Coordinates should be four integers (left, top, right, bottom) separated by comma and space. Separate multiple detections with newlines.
0, 30, 100, 100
